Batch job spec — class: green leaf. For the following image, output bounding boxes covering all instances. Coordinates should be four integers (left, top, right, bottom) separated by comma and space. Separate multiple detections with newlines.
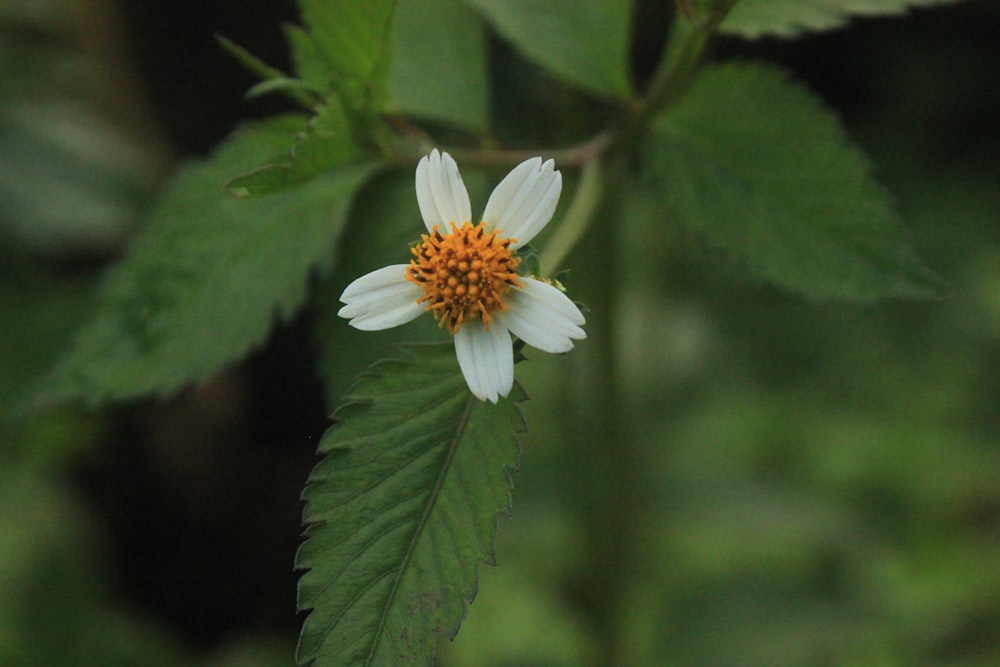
245, 77, 324, 103
644, 63, 940, 300
285, 24, 333, 90
720, 0, 963, 39
390, 0, 488, 131
296, 343, 525, 666
33, 117, 379, 406
464, 0, 632, 99
216, 34, 289, 86
297, 0, 396, 108
226, 100, 362, 197
217, 35, 322, 109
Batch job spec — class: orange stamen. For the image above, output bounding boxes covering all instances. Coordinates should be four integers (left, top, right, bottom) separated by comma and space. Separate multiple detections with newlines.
406, 222, 520, 333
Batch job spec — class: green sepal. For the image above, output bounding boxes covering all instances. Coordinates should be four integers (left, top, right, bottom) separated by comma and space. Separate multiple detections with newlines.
515, 244, 541, 277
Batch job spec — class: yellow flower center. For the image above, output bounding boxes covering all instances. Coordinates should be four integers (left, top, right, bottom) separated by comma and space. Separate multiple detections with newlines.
406, 221, 521, 333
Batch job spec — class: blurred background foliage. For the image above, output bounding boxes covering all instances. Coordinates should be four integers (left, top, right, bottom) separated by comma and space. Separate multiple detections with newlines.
2, 0, 998, 665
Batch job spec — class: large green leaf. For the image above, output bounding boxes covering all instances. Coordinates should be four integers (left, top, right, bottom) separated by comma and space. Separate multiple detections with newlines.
297, 0, 396, 107
645, 63, 939, 300
464, 0, 632, 99
296, 343, 525, 666
720, 0, 963, 39
390, 0, 488, 131
34, 117, 378, 405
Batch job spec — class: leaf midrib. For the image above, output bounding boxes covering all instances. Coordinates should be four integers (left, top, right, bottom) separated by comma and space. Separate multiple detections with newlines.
362, 387, 477, 665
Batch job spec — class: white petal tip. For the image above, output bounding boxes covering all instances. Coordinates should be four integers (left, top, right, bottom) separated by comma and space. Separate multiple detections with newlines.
455, 324, 513, 406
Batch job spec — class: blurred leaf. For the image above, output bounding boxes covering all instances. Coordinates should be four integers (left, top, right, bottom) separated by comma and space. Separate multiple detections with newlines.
644, 62, 940, 300
285, 23, 332, 91
0, 269, 99, 463
0, 470, 188, 667
465, 0, 632, 99
0, 101, 149, 255
217, 35, 322, 108
215, 35, 288, 86
296, 343, 525, 666
226, 100, 363, 196
390, 0, 488, 131
34, 116, 378, 406
297, 0, 396, 109
0, 4, 157, 257
720, 0, 964, 39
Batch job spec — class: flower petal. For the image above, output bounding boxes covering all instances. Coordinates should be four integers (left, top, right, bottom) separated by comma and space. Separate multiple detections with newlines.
496, 278, 586, 353
415, 149, 472, 233
338, 264, 426, 331
454, 322, 514, 403
482, 157, 561, 248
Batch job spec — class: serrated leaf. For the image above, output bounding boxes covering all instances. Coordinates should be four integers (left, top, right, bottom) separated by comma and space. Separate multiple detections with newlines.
296, 343, 525, 666
720, 0, 963, 39
645, 63, 939, 300
464, 0, 632, 99
297, 0, 396, 109
390, 0, 488, 131
33, 117, 379, 406
226, 100, 362, 196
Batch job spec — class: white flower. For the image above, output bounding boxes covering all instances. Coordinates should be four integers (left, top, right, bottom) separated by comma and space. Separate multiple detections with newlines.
338, 149, 586, 403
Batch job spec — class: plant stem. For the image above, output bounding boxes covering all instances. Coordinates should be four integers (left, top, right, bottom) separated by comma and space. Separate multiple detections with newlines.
564, 166, 634, 667
608, 0, 733, 153
538, 158, 604, 273
387, 1, 729, 275
394, 1, 728, 169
